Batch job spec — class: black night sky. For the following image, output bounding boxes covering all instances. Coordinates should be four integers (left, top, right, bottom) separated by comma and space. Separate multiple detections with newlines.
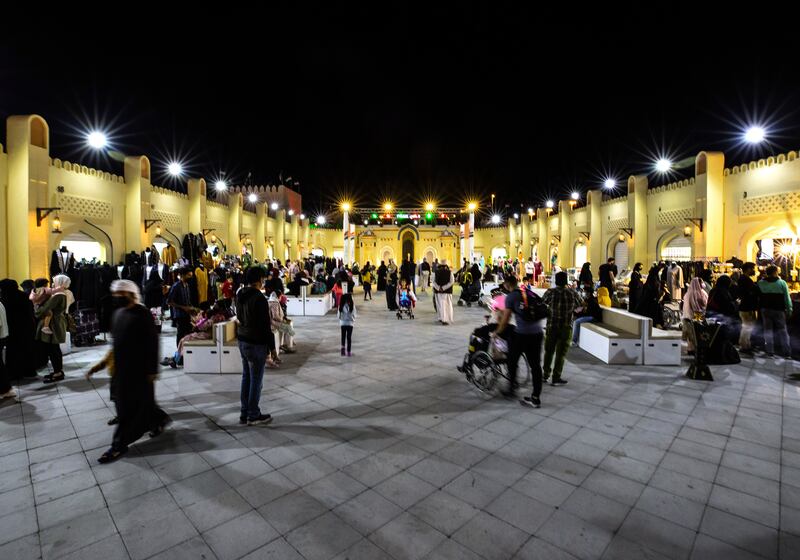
1, 4, 799, 214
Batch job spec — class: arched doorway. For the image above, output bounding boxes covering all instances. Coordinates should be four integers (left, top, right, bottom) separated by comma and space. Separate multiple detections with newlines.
614, 240, 629, 270
402, 231, 415, 262
661, 236, 692, 261
60, 232, 104, 262
423, 246, 436, 264
574, 241, 588, 270
491, 246, 507, 262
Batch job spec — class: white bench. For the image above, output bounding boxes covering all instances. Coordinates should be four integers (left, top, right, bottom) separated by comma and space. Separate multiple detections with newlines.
183, 326, 221, 374
217, 321, 242, 374
304, 291, 334, 316
285, 295, 305, 316
644, 325, 682, 365
579, 306, 649, 365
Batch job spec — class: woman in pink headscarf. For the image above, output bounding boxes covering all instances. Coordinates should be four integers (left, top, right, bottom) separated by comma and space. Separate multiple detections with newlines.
682, 277, 708, 353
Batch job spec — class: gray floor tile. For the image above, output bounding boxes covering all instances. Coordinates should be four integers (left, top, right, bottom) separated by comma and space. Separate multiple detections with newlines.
258, 489, 328, 535
700, 507, 778, 559
36, 485, 106, 530
691, 533, 767, 560
709, 484, 780, 529
536, 509, 614, 560
617, 509, 696, 560
58, 534, 130, 560
0, 534, 43, 560
635, 486, 706, 530
408, 490, 479, 536
442, 470, 506, 509
235, 470, 298, 508
580, 469, 644, 507
535, 454, 594, 486
203, 510, 279, 560
333, 489, 403, 535
369, 512, 446, 560
302, 471, 367, 508
184, 488, 253, 532
513, 469, 577, 507
453, 510, 530, 559
287, 512, 362, 560
0, 506, 38, 547
425, 538, 484, 560
40, 509, 117, 560
242, 537, 304, 560
487, 488, 556, 534
148, 536, 218, 560
120, 509, 198, 560
374, 471, 437, 509
601, 535, 672, 560
561, 487, 630, 533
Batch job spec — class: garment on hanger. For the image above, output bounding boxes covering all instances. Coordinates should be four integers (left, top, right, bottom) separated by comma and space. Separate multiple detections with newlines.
195, 266, 209, 305
161, 244, 178, 266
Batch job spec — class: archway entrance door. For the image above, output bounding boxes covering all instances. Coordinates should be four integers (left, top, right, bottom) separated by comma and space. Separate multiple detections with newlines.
402, 232, 415, 263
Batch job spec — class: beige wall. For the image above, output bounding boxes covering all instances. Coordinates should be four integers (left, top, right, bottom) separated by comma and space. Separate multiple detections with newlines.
3, 114, 799, 281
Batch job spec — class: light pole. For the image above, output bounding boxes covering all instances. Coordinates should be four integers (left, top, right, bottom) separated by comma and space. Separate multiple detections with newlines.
341, 202, 351, 265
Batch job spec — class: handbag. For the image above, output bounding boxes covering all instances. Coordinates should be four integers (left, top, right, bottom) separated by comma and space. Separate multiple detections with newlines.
66, 312, 77, 334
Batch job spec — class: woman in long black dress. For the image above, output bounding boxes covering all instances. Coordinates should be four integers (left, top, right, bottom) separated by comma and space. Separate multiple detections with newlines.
385, 271, 398, 310
98, 279, 169, 463
0, 279, 38, 380
376, 261, 387, 292
634, 267, 663, 327
627, 262, 643, 313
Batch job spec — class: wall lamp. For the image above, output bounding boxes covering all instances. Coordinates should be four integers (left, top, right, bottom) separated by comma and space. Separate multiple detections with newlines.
36, 207, 61, 227
686, 218, 704, 232
144, 219, 161, 233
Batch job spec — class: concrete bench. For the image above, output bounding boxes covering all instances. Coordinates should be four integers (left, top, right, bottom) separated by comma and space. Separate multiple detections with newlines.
305, 291, 334, 316
183, 327, 221, 374
218, 320, 242, 374
644, 325, 682, 365
579, 306, 649, 365
285, 295, 304, 316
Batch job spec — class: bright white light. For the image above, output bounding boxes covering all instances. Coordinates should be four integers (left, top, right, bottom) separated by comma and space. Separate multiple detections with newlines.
215, 180, 227, 191
364, 219, 368, 225
655, 158, 672, 173
744, 126, 766, 144
527, 207, 534, 214
491, 214, 501, 224
513, 213, 519, 219
168, 162, 183, 176
270, 202, 279, 210
546, 200, 554, 209
604, 178, 616, 189
288, 209, 294, 216
248, 193, 257, 203
87, 131, 107, 149
300, 213, 305, 220
571, 191, 580, 200
316, 215, 326, 225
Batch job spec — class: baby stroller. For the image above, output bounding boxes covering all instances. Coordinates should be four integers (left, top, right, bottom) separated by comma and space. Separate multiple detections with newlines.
396, 288, 416, 319
458, 280, 482, 307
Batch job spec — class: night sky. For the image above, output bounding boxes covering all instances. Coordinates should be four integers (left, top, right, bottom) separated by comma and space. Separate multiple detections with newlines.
1, 4, 798, 215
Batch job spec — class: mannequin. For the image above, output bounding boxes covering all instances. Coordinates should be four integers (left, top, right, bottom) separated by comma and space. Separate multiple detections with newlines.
49, 246, 75, 278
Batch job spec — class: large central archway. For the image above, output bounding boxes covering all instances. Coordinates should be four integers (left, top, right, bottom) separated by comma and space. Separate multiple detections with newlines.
402, 231, 415, 262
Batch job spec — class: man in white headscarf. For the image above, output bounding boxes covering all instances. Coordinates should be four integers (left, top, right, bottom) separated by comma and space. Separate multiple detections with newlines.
432, 258, 455, 325
97, 279, 169, 463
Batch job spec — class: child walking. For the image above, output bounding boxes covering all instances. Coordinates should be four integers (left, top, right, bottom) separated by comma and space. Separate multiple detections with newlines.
338, 293, 356, 356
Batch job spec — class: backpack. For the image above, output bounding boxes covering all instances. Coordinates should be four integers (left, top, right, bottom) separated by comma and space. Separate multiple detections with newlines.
518, 286, 548, 322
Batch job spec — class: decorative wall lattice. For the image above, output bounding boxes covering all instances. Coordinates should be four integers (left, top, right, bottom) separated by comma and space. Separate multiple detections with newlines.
205, 221, 225, 235
151, 210, 181, 230
606, 217, 629, 232
657, 207, 693, 226
58, 194, 112, 221
741, 191, 800, 216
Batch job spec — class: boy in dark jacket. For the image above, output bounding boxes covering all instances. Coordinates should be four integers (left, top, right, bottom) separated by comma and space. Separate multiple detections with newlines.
236, 267, 277, 426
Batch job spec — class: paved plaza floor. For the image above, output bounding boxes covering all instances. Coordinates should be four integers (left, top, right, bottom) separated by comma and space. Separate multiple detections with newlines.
1, 289, 800, 560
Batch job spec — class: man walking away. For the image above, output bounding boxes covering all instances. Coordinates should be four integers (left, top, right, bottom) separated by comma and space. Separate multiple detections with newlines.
432, 259, 455, 325
542, 271, 583, 385
419, 258, 431, 293
757, 264, 792, 358
493, 275, 544, 407
236, 267, 275, 426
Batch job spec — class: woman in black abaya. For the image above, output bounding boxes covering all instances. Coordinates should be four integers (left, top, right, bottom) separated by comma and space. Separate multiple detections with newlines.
0, 279, 38, 379
376, 261, 387, 292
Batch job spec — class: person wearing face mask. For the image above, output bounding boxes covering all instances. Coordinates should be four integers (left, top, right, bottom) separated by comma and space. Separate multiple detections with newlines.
96, 280, 170, 464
